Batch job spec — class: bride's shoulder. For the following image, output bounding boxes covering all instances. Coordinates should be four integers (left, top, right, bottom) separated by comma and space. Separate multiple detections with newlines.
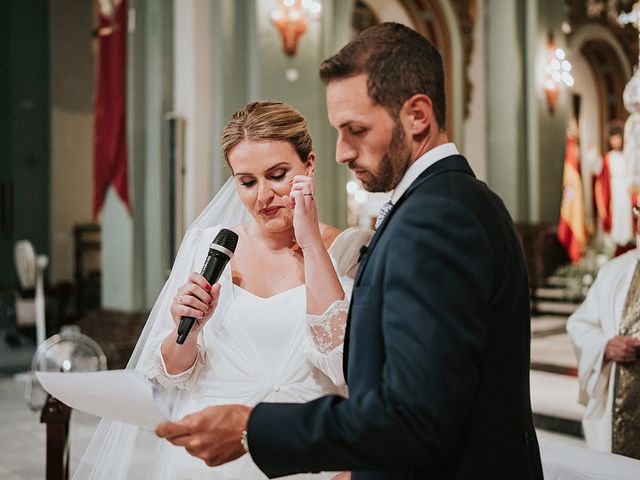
324, 225, 373, 257
325, 225, 373, 278
320, 224, 342, 249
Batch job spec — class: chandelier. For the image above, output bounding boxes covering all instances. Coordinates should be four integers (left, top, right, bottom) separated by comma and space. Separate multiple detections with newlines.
270, 0, 322, 56
543, 34, 574, 114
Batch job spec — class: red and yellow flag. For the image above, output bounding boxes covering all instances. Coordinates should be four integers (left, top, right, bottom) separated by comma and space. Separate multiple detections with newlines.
558, 135, 587, 263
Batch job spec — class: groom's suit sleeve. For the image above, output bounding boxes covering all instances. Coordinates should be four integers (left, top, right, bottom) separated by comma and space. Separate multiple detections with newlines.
246, 190, 501, 477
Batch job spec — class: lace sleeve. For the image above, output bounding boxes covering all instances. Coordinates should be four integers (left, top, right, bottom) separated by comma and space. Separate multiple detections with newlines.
307, 298, 349, 353
305, 297, 349, 386
143, 334, 207, 391
305, 227, 372, 386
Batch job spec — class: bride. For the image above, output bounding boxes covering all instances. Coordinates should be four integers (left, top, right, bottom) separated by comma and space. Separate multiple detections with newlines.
73, 101, 372, 479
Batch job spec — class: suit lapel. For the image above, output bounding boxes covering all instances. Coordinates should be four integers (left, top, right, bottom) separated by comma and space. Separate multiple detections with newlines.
353, 155, 474, 285
344, 155, 474, 380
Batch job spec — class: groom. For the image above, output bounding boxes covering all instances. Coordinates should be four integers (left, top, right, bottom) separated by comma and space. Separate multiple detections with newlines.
157, 22, 543, 479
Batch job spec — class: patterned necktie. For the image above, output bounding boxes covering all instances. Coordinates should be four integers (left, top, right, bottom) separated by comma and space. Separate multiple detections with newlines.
375, 201, 394, 230
612, 259, 640, 459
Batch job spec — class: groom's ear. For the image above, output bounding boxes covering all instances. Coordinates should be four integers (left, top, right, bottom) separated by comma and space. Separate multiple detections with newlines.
305, 153, 316, 176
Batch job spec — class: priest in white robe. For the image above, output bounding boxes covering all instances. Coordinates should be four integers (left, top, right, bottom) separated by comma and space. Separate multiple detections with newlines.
607, 127, 634, 246
588, 125, 634, 246
567, 224, 640, 457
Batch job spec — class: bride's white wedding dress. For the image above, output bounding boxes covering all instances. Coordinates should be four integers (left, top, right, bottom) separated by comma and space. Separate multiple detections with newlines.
138, 225, 371, 479
72, 176, 371, 480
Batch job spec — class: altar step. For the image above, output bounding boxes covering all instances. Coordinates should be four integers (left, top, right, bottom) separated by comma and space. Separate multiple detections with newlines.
529, 331, 583, 438
531, 370, 584, 438
529, 281, 584, 438
531, 285, 583, 317
530, 332, 583, 438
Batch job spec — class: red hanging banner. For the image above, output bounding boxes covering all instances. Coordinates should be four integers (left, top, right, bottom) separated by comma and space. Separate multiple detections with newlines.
93, 0, 130, 219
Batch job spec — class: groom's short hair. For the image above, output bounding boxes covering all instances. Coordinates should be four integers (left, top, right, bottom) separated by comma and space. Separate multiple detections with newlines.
319, 22, 446, 128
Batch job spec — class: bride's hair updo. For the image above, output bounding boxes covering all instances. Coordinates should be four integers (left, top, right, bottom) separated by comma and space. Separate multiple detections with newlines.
222, 101, 313, 165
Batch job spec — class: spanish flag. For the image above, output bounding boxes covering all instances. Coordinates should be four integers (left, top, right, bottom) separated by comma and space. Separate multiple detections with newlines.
558, 135, 587, 262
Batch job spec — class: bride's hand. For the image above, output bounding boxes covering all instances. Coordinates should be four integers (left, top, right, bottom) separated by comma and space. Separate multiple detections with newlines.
282, 175, 323, 251
170, 272, 220, 336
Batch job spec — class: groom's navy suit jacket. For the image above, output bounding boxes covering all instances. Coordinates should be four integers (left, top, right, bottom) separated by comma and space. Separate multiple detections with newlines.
248, 155, 544, 479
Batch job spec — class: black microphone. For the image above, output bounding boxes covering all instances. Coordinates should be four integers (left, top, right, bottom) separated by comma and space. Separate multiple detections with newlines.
176, 228, 239, 344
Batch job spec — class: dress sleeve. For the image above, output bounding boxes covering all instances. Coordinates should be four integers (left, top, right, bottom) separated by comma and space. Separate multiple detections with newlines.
304, 228, 373, 386
143, 333, 208, 391
137, 225, 221, 391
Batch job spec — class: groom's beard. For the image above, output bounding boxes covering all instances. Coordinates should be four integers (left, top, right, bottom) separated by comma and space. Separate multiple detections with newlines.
352, 119, 412, 193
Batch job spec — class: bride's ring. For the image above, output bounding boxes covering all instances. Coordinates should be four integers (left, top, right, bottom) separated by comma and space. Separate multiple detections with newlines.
178, 294, 184, 304
303, 193, 313, 197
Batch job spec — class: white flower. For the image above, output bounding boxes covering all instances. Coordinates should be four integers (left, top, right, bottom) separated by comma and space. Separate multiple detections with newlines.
582, 273, 594, 286
596, 254, 609, 267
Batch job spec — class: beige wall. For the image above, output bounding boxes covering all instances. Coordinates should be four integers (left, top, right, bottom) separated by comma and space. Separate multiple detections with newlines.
50, 0, 95, 283
463, 0, 486, 181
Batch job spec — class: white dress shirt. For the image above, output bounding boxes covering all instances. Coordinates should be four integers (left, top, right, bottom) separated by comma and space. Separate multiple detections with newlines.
390, 143, 460, 204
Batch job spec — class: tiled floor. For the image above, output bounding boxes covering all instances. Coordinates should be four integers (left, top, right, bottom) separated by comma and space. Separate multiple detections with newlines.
0, 293, 589, 478
531, 333, 578, 370
530, 370, 583, 421
0, 373, 99, 480
0, 368, 586, 479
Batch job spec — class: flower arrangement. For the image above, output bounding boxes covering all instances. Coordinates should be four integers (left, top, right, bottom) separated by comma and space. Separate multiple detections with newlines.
552, 239, 615, 301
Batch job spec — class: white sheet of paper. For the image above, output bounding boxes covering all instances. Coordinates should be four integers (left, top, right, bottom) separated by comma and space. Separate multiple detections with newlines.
36, 370, 169, 429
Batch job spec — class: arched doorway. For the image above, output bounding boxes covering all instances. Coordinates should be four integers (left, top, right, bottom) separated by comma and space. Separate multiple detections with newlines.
569, 24, 631, 230
351, 0, 477, 143
581, 39, 630, 146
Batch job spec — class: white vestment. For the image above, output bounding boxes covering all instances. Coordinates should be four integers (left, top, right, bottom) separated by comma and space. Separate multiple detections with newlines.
609, 151, 634, 246
566, 249, 639, 452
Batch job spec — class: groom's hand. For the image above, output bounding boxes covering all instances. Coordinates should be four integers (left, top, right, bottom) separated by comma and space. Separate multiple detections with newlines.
156, 404, 252, 467
331, 472, 351, 480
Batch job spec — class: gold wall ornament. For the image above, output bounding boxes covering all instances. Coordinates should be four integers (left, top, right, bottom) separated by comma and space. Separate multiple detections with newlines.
403, 0, 477, 122
567, 0, 639, 70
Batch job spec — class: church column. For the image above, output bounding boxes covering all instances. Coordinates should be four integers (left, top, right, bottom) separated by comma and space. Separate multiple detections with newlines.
101, 0, 144, 312
534, 0, 574, 223
102, 0, 173, 311
485, 0, 528, 222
